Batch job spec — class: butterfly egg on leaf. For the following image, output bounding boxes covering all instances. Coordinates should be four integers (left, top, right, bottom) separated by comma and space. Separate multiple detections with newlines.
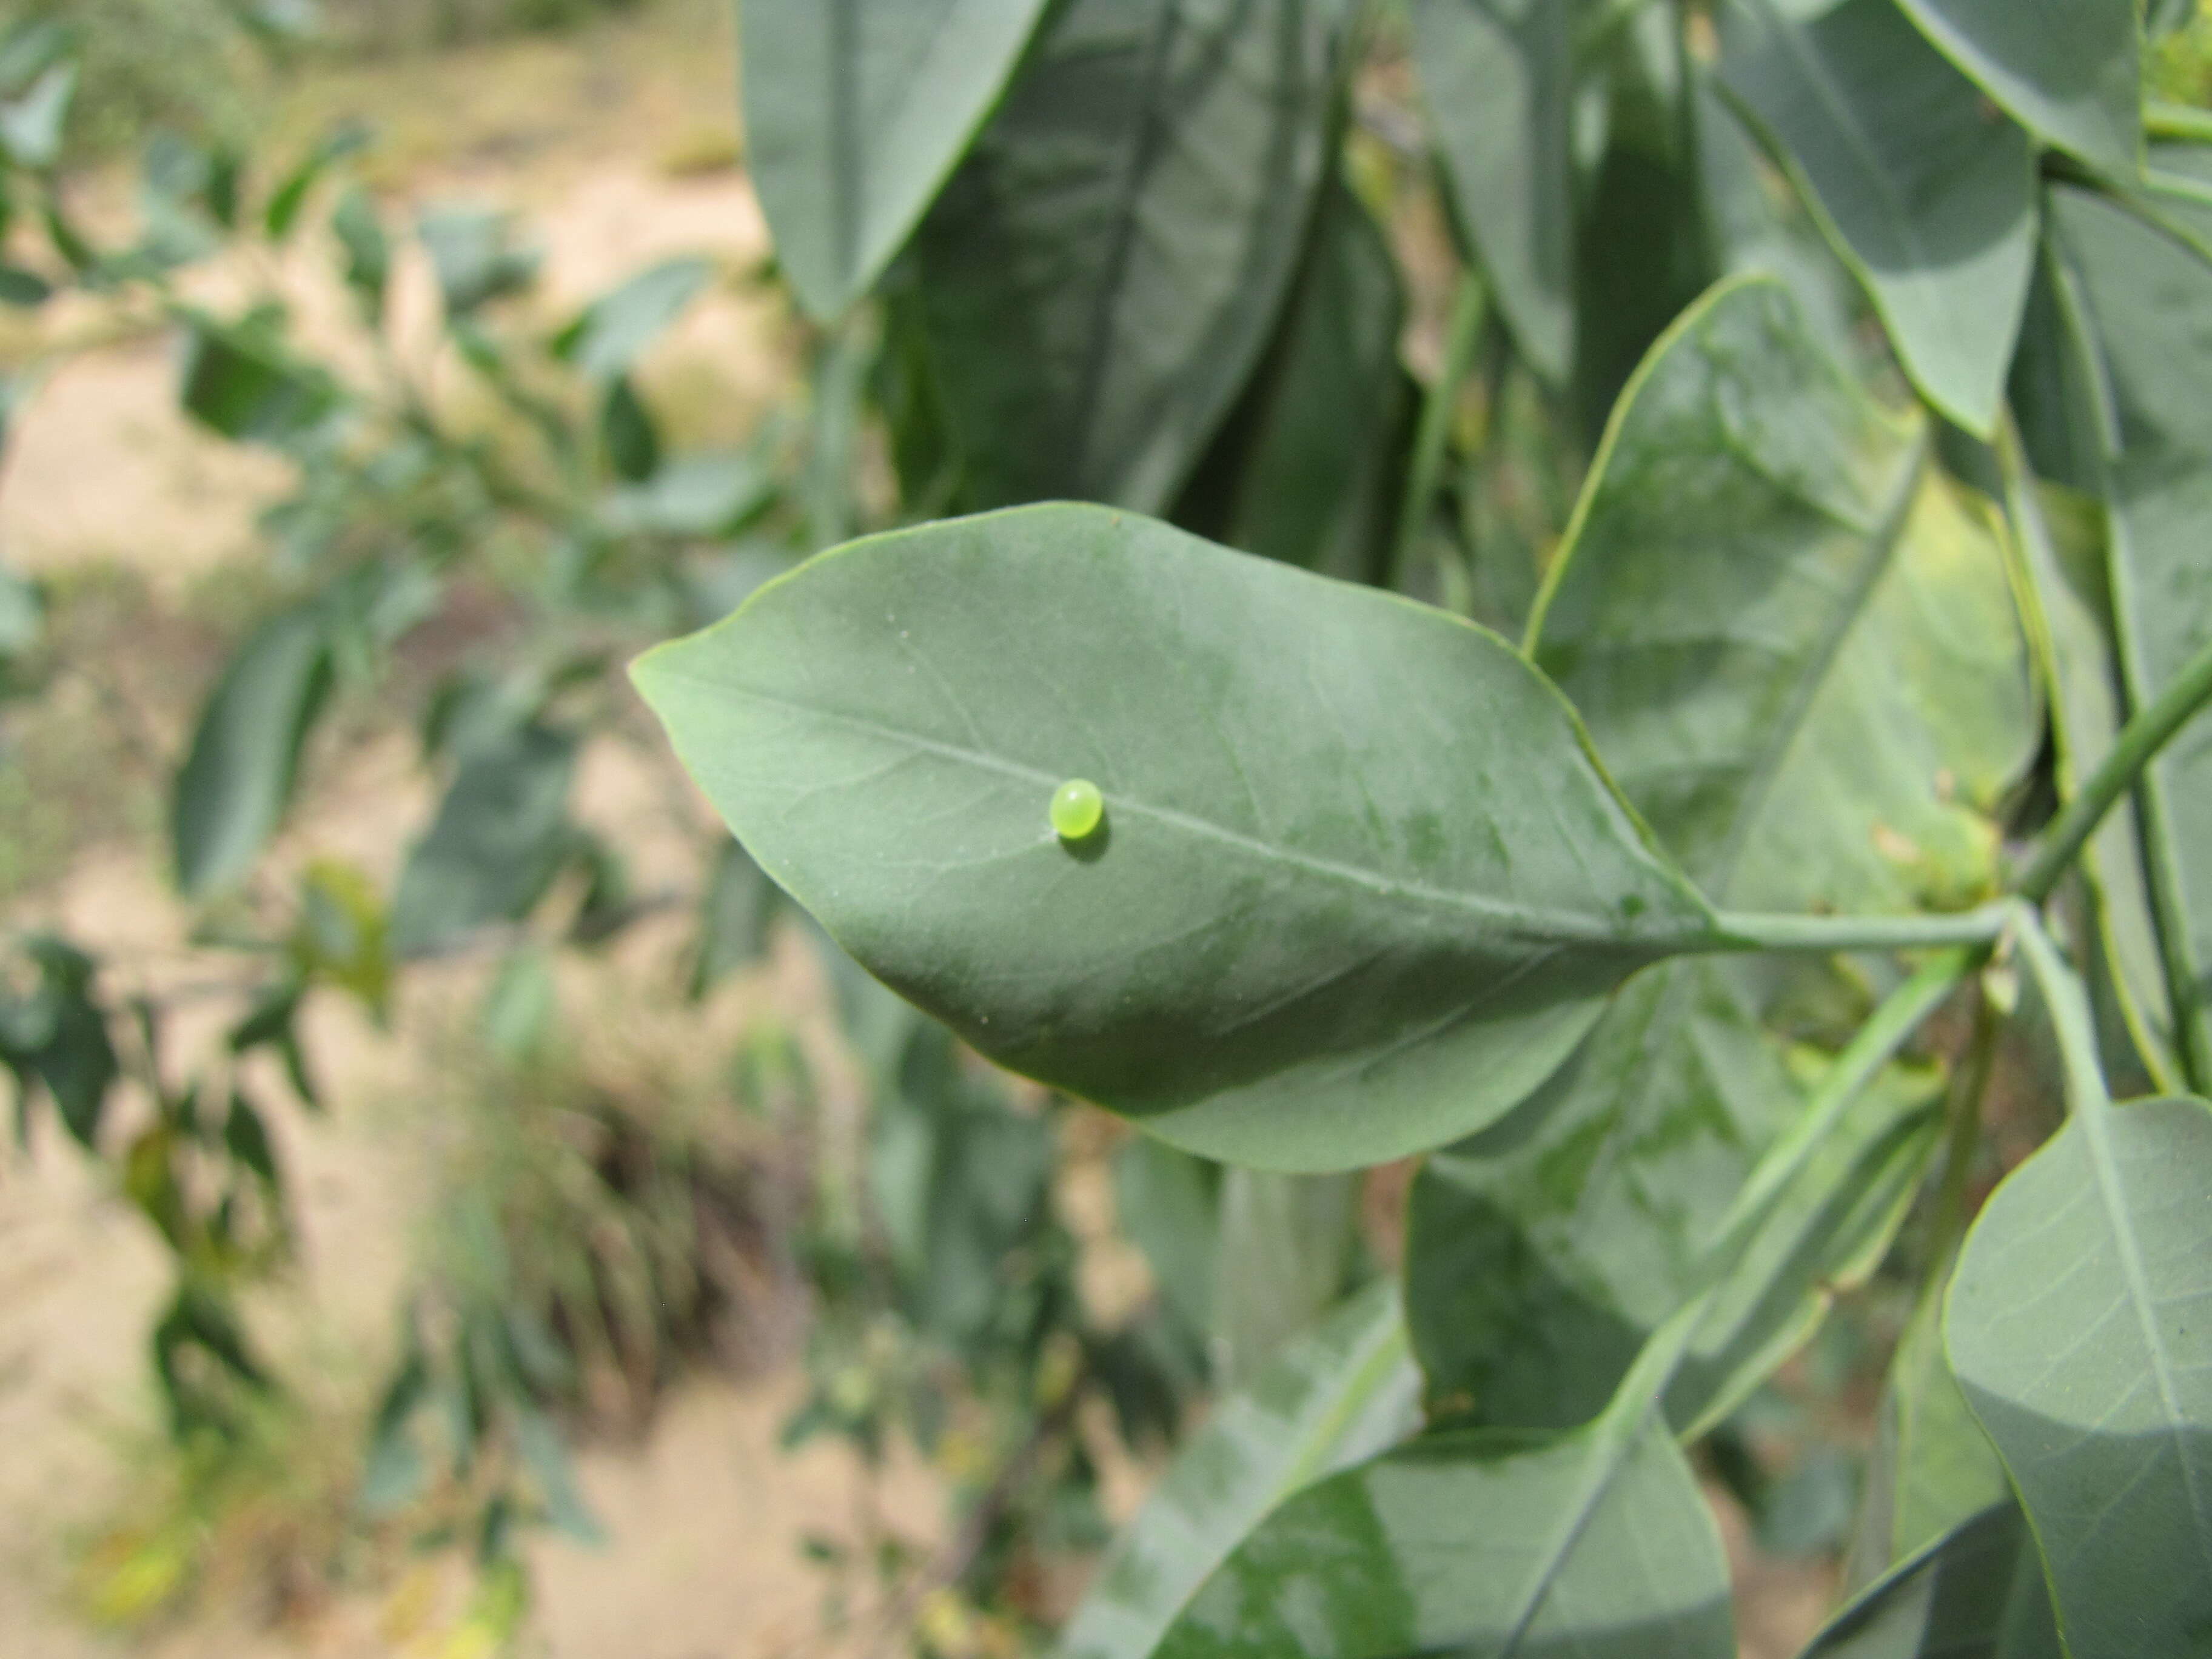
1049, 778, 1104, 843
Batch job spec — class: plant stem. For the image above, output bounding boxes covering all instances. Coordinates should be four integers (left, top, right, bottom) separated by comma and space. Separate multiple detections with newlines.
1711, 904, 2013, 955
1919, 975, 1999, 1283
2015, 627, 2212, 902
2148, 101, 2212, 145
1388, 270, 1488, 593
2012, 906, 2116, 1114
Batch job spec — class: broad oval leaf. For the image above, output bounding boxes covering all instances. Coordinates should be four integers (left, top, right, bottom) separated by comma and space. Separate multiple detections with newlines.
1406, 277, 2029, 1431
172, 607, 332, 896
737, 0, 1050, 323
1891, 0, 2140, 179
2044, 172, 2212, 1089
1054, 1280, 1419, 1659
634, 503, 1725, 1171
1152, 1414, 1734, 1658
1802, 1502, 2059, 1659
390, 723, 579, 957
1718, 0, 2037, 436
1408, 0, 1574, 382
912, 0, 1350, 514
1946, 1094, 2212, 1657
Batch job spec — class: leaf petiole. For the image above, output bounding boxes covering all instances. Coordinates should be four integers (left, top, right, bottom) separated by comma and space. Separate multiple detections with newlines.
1710, 904, 2013, 954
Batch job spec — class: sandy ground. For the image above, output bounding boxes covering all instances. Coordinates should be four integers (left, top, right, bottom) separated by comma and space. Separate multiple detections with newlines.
0, 5, 1842, 1655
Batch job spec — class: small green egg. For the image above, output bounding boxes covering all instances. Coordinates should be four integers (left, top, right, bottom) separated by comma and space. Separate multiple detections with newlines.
1050, 777, 1105, 842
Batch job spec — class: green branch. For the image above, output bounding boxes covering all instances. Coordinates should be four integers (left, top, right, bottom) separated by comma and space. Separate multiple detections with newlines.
2012, 905, 2115, 1114
1711, 904, 2013, 955
2015, 626, 2212, 903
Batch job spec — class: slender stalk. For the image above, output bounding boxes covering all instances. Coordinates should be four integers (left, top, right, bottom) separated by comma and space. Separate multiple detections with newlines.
1711, 903, 2013, 956
2013, 906, 2116, 1114
1920, 977, 2000, 1282
1388, 270, 1488, 593
2015, 628, 2212, 902
2148, 101, 2212, 145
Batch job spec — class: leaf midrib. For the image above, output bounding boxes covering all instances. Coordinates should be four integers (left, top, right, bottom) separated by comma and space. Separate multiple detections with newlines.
657, 668, 1709, 949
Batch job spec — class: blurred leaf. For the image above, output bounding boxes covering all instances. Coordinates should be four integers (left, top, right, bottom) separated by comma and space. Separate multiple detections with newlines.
601, 452, 774, 540
1891, 0, 2140, 177
600, 376, 660, 482
912, 0, 1353, 512
1110, 1136, 1221, 1352
512, 1407, 603, 1546
1947, 1093, 2212, 1657
151, 1280, 271, 1436
739, 0, 1051, 321
1213, 1169, 1358, 1387
482, 946, 555, 1062
0, 60, 75, 169
417, 204, 539, 318
390, 723, 578, 957
0, 263, 49, 305
0, 936, 117, 1148
634, 503, 1728, 1173
264, 118, 370, 240
358, 1342, 431, 1514
1054, 1281, 1420, 1659
687, 837, 776, 1000
1408, 0, 1573, 380
553, 255, 713, 382
221, 1089, 279, 1187
171, 606, 332, 896
177, 309, 344, 446
0, 559, 42, 660
1720, 0, 2037, 435
1801, 1502, 2060, 1658
330, 186, 388, 320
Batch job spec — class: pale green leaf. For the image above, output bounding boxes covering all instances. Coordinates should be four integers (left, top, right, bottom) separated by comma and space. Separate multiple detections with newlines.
1718, 0, 2038, 435
634, 503, 1725, 1172
1802, 1502, 2059, 1659
1946, 1094, 2212, 1658
737, 0, 1050, 322
1213, 1170, 1359, 1387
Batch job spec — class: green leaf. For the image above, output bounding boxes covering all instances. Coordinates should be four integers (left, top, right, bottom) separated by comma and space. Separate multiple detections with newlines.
1111, 1136, 1221, 1350
687, 836, 777, 1000
1154, 1412, 1733, 1658
1172, 177, 1410, 586
1404, 277, 2029, 1430
633, 503, 1726, 1172
1801, 1503, 2060, 1659
1213, 1170, 1359, 1386
263, 118, 371, 240
601, 452, 774, 540
172, 607, 333, 896
389, 723, 578, 957
0, 59, 75, 169
600, 376, 660, 482
1891, 0, 2140, 178
1054, 1281, 1420, 1659
553, 255, 714, 383
330, 185, 389, 320
179, 310, 344, 447
1846, 1255, 2011, 1583
912, 0, 1351, 512
1718, 0, 2038, 435
2044, 176, 2212, 1088
417, 204, 539, 318
0, 263, 50, 306
0, 936, 117, 1148
738, 0, 1050, 322
1409, 0, 1574, 381
221, 1089, 280, 1186
512, 1406, 605, 1546
1946, 1094, 2212, 1657
0, 558, 42, 660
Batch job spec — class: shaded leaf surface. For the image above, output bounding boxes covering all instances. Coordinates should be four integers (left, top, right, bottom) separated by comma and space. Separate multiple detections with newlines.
738, 0, 1050, 321
1720, 0, 2037, 434
390, 724, 578, 957
1155, 1413, 1732, 1658
1891, 0, 2139, 177
1055, 1281, 1419, 1659
913, 0, 1348, 513
635, 503, 1723, 1171
1802, 1502, 2059, 1659
1946, 1095, 2212, 1658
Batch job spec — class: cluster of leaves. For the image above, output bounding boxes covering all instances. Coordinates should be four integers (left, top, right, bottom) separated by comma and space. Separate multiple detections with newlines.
633, 2, 2212, 1656
0, 15, 1219, 1646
